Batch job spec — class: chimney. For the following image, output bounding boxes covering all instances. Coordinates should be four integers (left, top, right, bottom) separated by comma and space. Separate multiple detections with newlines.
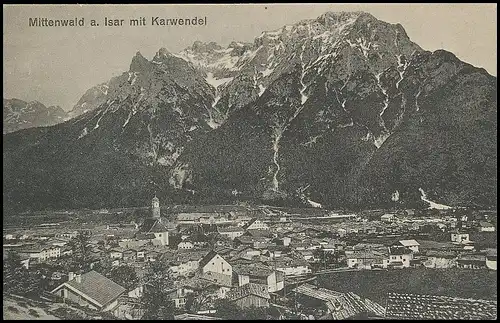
75, 274, 82, 283
68, 272, 75, 281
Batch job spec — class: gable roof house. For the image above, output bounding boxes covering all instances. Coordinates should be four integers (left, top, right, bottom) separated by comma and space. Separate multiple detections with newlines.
217, 226, 245, 240
226, 283, 270, 308
293, 284, 385, 320
51, 271, 126, 313
397, 240, 420, 253
243, 229, 274, 239
232, 264, 284, 293
199, 251, 233, 277
243, 218, 269, 231
136, 218, 169, 246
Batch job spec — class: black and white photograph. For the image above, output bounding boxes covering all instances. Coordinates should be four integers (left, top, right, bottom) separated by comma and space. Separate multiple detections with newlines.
3, 3, 497, 320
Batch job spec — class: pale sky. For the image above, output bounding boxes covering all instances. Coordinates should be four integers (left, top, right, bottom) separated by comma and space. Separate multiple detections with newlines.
3, 3, 497, 110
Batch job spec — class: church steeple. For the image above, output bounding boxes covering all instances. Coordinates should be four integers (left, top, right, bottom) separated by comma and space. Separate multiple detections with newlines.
152, 194, 160, 219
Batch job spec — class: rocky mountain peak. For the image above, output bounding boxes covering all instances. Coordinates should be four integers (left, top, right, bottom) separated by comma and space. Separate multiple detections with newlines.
190, 41, 223, 53
3, 98, 68, 134
130, 51, 150, 72
152, 47, 175, 62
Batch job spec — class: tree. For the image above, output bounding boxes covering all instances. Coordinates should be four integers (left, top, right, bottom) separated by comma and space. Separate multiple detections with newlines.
213, 299, 274, 320
185, 288, 215, 314
68, 230, 92, 271
206, 232, 222, 249
213, 299, 241, 320
92, 256, 113, 277
109, 264, 139, 291
244, 305, 272, 320
3, 251, 31, 295
140, 261, 175, 320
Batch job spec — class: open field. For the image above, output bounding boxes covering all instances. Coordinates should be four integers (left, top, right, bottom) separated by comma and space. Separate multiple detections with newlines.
317, 268, 497, 306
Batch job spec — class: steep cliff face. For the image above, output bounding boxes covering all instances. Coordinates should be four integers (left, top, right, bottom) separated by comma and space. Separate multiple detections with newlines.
4, 48, 216, 211
66, 83, 110, 119
3, 11, 497, 212
3, 99, 68, 134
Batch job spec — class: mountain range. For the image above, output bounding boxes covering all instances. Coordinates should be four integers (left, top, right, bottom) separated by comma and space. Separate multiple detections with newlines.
3, 99, 67, 134
3, 11, 497, 214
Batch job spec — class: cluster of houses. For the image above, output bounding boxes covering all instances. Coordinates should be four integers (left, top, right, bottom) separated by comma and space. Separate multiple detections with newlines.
345, 234, 497, 270
2, 198, 497, 319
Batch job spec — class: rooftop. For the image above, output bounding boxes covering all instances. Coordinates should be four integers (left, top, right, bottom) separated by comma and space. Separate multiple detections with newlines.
136, 218, 168, 234
226, 283, 270, 301
57, 270, 126, 307
399, 239, 420, 247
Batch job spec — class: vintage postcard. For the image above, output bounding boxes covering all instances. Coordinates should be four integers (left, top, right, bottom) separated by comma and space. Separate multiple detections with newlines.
3, 3, 497, 320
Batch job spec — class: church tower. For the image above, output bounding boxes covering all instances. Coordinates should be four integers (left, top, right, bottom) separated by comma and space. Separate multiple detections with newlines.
152, 195, 160, 219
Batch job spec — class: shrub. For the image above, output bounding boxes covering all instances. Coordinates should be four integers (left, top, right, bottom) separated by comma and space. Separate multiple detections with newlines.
28, 309, 40, 317
7, 306, 19, 313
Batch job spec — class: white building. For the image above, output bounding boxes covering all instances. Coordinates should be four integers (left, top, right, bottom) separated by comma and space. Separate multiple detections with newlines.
21, 245, 61, 262
398, 240, 420, 253
486, 249, 497, 270
177, 241, 194, 250
451, 232, 470, 243
243, 219, 269, 231
135, 196, 169, 245
233, 265, 284, 293
388, 247, 413, 268
274, 258, 311, 276
198, 251, 232, 277
479, 222, 495, 232
218, 226, 245, 240
381, 214, 396, 223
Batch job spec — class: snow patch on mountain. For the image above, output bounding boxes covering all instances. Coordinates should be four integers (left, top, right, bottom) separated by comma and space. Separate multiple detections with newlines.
307, 199, 323, 208
258, 84, 266, 97
374, 132, 390, 148
78, 127, 88, 139
418, 188, 452, 210
205, 72, 233, 90
271, 124, 284, 191
391, 190, 400, 202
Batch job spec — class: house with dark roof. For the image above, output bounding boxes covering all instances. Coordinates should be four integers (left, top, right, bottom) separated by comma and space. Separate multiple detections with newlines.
199, 251, 232, 277
268, 257, 311, 276
173, 271, 232, 308
397, 239, 420, 253
226, 283, 270, 308
136, 218, 169, 246
232, 264, 284, 293
19, 244, 61, 262
191, 234, 210, 248
134, 195, 169, 245
169, 251, 204, 277
51, 270, 126, 313
217, 226, 245, 240
243, 218, 269, 231
243, 229, 274, 239
178, 240, 195, 250
456, 253, 487, 269
388, 246, 413, 268
293, 284, 385, 320
422, 250, 457, 268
